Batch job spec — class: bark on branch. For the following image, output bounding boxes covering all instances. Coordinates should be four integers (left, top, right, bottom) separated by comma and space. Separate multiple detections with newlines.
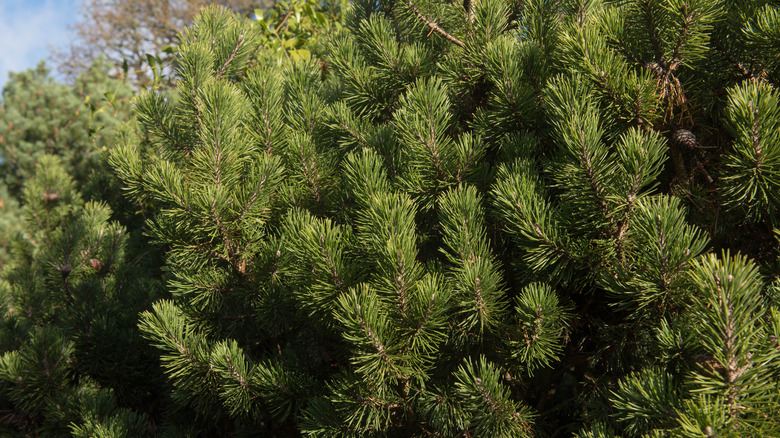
406, 1, 465, 47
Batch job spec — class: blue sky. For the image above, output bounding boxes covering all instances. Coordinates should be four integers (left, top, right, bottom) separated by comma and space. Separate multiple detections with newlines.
0, 0, 80, 84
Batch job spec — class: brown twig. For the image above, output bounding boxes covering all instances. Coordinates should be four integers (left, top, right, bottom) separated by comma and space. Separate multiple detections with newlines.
216, 34, 245, 79
406, 1, 465, 47
464, 0, 474, 24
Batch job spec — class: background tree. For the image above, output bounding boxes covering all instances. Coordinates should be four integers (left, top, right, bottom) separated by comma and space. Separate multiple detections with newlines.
254, 0, 347, 62
0, 184, 22, 269
0, 59, 133, 269
0, 155, 164, 436
53, 0, 275, 86
0, 59, 132, 198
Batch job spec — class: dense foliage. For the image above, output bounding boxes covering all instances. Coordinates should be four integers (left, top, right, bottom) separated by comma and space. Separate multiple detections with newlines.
0, 60, 133, 195
3, 0, 780, 436
0, 155, 163, 436
0, 58, 161, 437
0, 59, 133, 267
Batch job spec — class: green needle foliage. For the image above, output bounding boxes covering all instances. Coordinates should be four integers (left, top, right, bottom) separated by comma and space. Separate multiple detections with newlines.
0, 58, 134, 269
0, 59, 133, 198
0, 156, 162, 436
83, 0, 780, 435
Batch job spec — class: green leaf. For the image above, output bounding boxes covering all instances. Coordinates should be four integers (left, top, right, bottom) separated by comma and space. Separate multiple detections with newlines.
145, 53, 157, 69
314, 11, 327, 27
289, 49, 311, 61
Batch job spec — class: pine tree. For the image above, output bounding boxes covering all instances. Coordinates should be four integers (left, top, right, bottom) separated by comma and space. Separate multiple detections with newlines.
0, 58, 133, 199
0, 57, 135, 270
0, 155, 164, 436
0, 2, 345, 435
0, 182, 23, 267
102, 1, 780, 436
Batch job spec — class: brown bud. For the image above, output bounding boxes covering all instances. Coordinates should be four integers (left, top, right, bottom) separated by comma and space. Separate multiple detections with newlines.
89, 259, 103, 271
42, 191, 60, 203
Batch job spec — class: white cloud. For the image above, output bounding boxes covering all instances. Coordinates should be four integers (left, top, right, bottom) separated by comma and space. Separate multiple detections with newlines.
0, 0, 78, 84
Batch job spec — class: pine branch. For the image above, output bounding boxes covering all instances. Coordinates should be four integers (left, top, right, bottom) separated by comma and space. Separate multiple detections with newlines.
332, 117, 369, 149
210, 198, 238, 264
712, 37, 752, 78
216, 34, 245, 80
533, 222, 574, 262
234, 175, 265, 223
144, 94, 188, 153
318, 234, 345, 292
641, 1, 665, 67
578, 42, 649, 126
299, 149, 324, 204
357, 311, 395, 369
224, 354, 249, 389
464, 0, 474, 25
395, 253, 410, 317
406, 1, 465, 47
669, 20, 689, 71
415, 129, 448, 180
570, 117, 612, 223
473, 277, 489, 320
406, 292, 436, 348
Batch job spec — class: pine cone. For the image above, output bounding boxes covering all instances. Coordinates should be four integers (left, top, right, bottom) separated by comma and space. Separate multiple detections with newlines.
672, 129, 699, 150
